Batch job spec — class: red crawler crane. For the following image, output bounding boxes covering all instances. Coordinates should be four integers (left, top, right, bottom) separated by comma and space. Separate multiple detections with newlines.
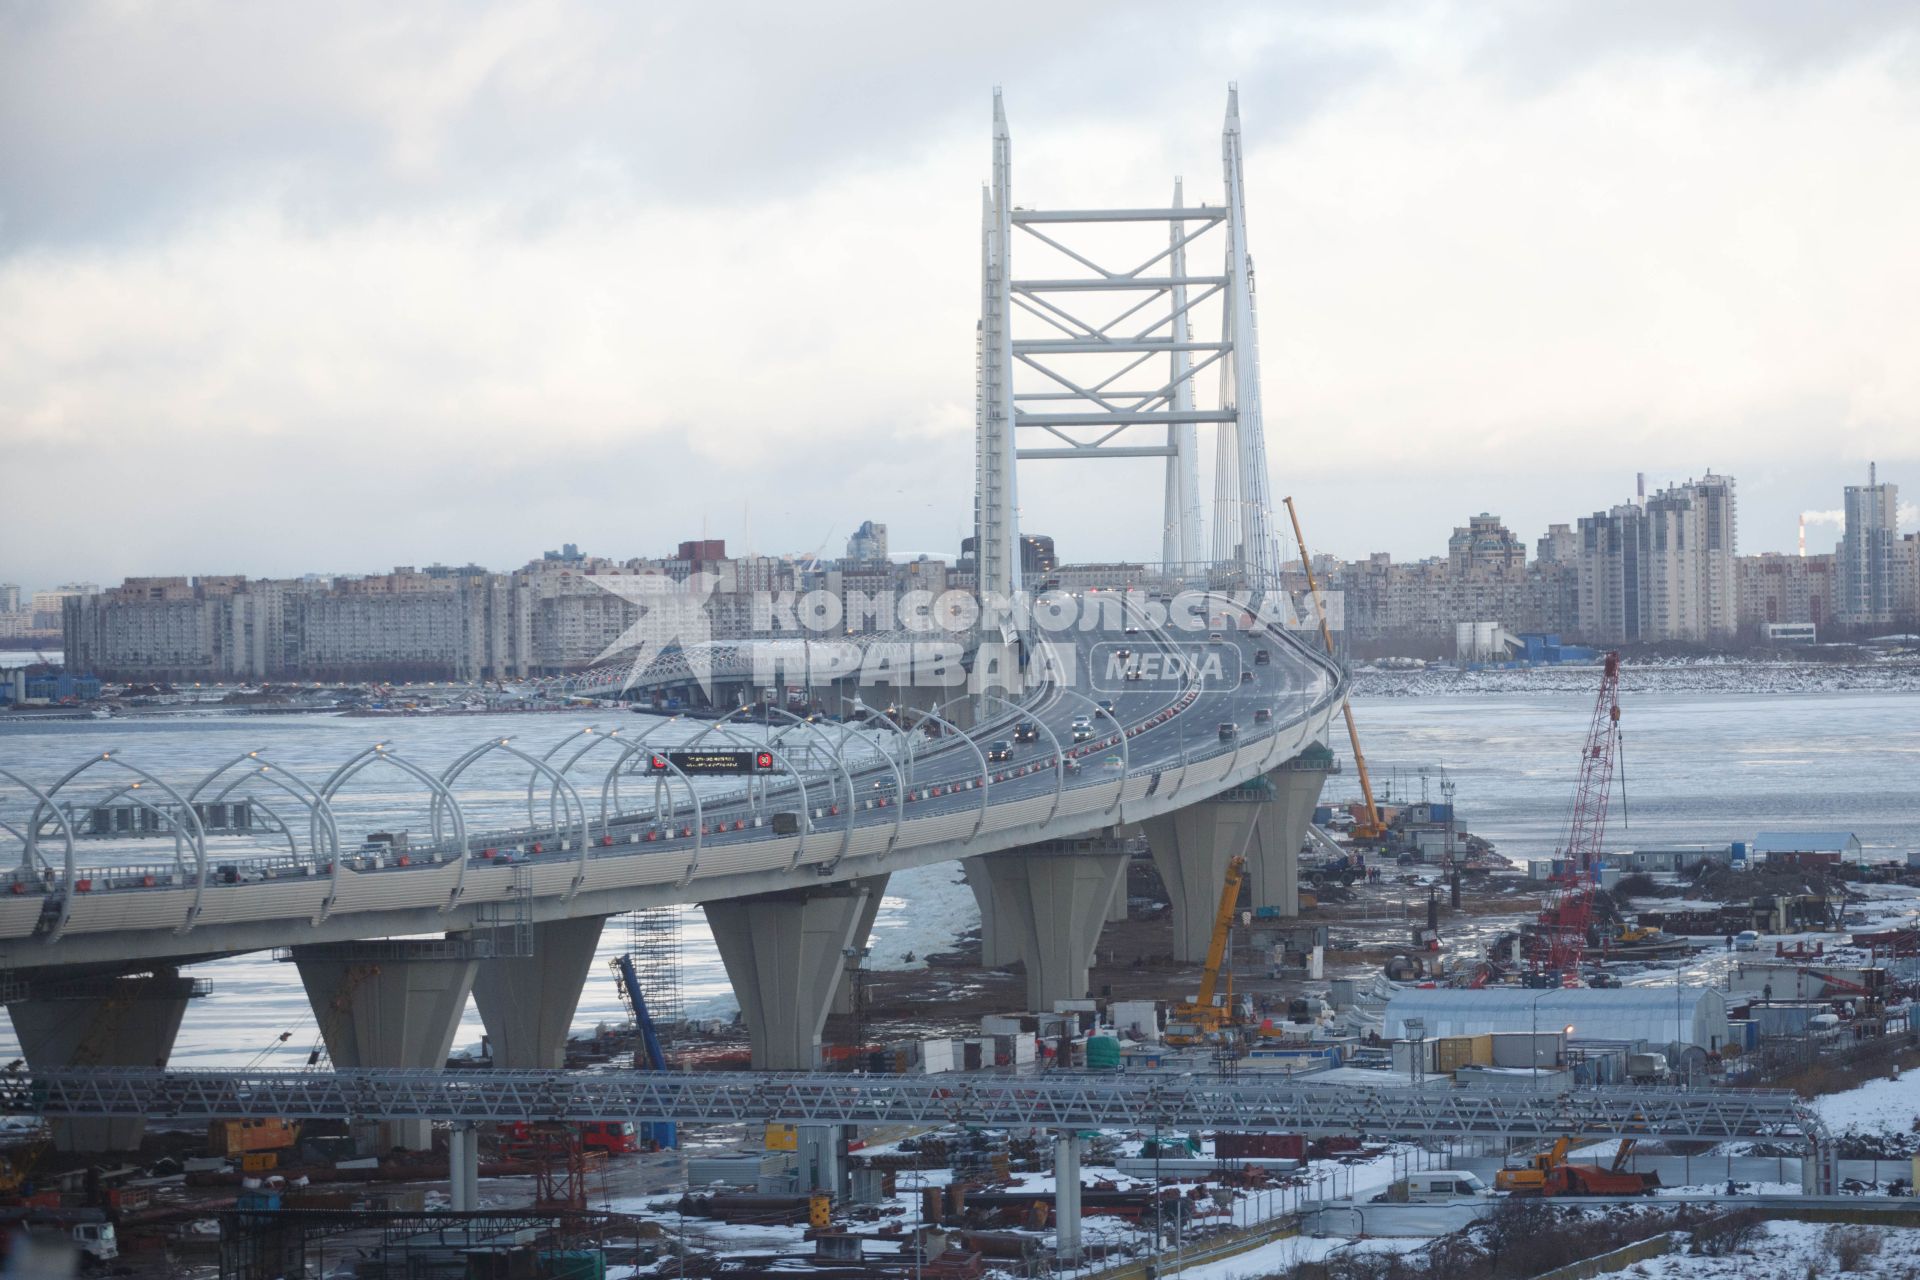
1537, 651, 1622, 984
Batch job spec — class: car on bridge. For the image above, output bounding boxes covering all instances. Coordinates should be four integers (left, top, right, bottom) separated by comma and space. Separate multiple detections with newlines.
1071, 717, 1094, 742
1096, 699, 1115, 715
986, 740, 1015, 763
1218, 722, 1238, 740
1013, 720, 1038, 743
1254, 648, 1271, 665
1253, 707, 1272, 725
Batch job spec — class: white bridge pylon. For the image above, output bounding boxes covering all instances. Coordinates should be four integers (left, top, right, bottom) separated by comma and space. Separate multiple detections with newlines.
973, 85, 1283, 599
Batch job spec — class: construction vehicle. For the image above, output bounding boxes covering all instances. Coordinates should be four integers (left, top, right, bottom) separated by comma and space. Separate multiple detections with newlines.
1494, 1138, 1659, 1197
611, 953, 679, 1149
208, 1118, 301, 1161
1284, 497, 1386, 842
1164, 856, 1248, 1044
1527, 651, 1623, 984
1613, 918, 1665, 946
503, 1119, 638, 1158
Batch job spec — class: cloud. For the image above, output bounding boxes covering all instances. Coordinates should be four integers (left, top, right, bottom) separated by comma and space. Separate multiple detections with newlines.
3, 0, 1920, 588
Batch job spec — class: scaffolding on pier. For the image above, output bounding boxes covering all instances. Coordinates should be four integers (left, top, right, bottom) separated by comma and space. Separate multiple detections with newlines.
620, 905, 683, 1031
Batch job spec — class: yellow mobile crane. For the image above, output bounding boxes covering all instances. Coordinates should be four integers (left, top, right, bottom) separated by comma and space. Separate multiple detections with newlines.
1165, 856, 1248, 1045
1283, 496, 1386, 843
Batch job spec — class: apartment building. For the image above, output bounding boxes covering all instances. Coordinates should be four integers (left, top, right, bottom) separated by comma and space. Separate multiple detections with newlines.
1576, 474, 1737, 644
1838, 464, 1901, 626
1736, 553, 1836, 633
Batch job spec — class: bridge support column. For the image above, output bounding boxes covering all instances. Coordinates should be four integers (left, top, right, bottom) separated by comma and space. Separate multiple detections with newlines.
1054, 1131, 1082, 1260
1142, 788, 1265, 962
469, 915, 608, 1068
1105, 856, 1130, 923
704, 881, 878, 1070
290, 941, 479, 1153
977, 838, 1127, 1012
965, 862, 1021, 968
6, 968, 201, 1152
797, 1125, 851, 1197
829, 875, 888, 1016
448, 1123, 481, 1211
1245, 746, 1333, 917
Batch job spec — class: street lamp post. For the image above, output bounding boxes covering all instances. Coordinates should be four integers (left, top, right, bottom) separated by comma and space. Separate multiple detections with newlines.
1529, 991, 1551, 1084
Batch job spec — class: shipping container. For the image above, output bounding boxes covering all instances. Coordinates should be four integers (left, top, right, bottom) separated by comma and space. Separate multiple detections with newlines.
1489, 1032, 1561, 1070
1390, 1038, 1438, 1074
993, 1032, 1036, 1065
1434, 1037, 1476, 1073
1215, 1133, 1307, 1160
1108, 1000, 1159, 1038
919, 1039, 956, 1074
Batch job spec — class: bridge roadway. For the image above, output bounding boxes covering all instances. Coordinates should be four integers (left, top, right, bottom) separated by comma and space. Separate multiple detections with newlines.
0, 596, 1343, 971
0, 596, 1347, 1146
2, 1067, 1824, 1147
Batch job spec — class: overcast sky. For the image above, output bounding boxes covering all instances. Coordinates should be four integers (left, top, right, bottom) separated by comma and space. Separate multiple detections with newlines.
4, 0, 1918, 590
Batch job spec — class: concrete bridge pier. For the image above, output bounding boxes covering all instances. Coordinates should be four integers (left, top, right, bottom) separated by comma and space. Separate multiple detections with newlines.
964, 861, 1022, 968
976, 838, 1128, 1012
704, 881, 880, 1070
468, 916, 609, 1068
1142, 788, 1266, 962
1244, 746, 1334, 917
290, 941, 480, 1153
1055, 1131, 1083, 1259
448, 1123, 481, 1211
829, 875, 888, 1017
6, 968, 201, 1152
1105, 855, 1131, 923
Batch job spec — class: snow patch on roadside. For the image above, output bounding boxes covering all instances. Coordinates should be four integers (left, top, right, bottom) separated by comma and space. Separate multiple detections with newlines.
1813, 1073, 1920, 1136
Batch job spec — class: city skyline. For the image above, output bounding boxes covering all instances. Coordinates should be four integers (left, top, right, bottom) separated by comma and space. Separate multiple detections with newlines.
5, 4, 1920, 587
3, 463, 1914, 598
37, 462, 1920, 680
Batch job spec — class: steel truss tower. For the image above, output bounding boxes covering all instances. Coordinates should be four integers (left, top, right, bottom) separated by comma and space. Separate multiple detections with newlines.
973, 85, 1283, 591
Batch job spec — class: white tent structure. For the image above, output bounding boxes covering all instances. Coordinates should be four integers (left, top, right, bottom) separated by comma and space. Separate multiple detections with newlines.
1383, 987, 1730, 1052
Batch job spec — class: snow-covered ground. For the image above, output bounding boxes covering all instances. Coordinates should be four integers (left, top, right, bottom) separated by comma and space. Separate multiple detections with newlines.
1170, 1233, 1427, 1280
1628, 1219, 1920, 1278
1813, 1073, 1920, 1137
1353, 657, 1920, 699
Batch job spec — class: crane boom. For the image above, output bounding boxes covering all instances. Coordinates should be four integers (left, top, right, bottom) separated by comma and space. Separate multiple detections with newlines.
1541, 651, 1622, 980
1283, 496, 1384, 840
1193, 855, 1246, 1010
